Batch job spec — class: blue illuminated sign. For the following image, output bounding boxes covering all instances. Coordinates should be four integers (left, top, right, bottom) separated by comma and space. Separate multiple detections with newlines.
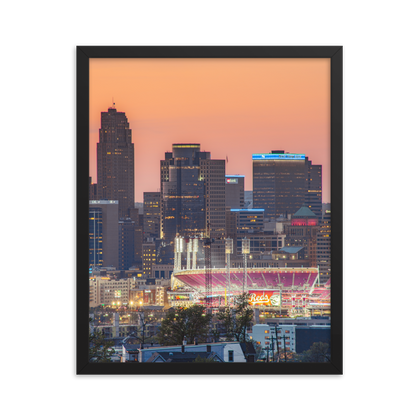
252, 153, 305, 160
230, 209, 265, 212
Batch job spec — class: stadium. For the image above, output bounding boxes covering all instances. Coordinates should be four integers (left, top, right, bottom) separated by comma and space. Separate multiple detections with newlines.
171, 267, 330, 317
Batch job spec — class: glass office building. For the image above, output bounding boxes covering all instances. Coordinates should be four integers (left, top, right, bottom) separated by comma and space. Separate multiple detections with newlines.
253, 151, 322, 219
89, 200, 119, 268
89, 207, 103, 267
161, 144, 208, 242
160, 144, 226, 267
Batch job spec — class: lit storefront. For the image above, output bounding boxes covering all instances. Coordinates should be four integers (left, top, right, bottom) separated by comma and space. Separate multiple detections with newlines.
167, 291, 195, 307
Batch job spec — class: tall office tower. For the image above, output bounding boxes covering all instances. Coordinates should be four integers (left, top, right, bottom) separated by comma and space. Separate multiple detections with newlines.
89, 206, 103, 267
135, 213, 144, 266
142, 242, 157, 278
143, 192, 160, 239
160, 144, 208, 242
252, 151, 322, 220
128, 207, 143, 268
317, 209, 331, 283
118, 218, 135, 270
159, 152, 172, 239
89, 200, 119, 268
306, 162, 322, 219
225, 175, 245, 209
225, 210, 238, 256
200, 159, 226, 267
160, 144, 226, 267
96, 106, 134, 218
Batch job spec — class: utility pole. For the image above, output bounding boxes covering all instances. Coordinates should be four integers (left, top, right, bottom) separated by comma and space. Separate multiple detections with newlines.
265, 346, 270, 363
139, 312, 145, 345
274, 327, 280, 362
278, 333, 288, 362
271, 335, 275, 362
271, 325, 290, 363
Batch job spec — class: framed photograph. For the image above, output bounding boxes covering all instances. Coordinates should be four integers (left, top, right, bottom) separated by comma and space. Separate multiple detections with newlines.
77, 46, 343, 374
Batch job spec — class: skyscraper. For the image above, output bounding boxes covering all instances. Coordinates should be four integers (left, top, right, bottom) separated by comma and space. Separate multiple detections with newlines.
306, 162, 322, 219
143, 192, 160, 239
160, 144, 226, 267
97, 106, 134, 218
89, 206, 103, 267
89, 200, 119, 268
200, 158, 226, 267
118, 218, 135, 270
161, 144, 207, 242
225, 175, 245, 209
252, 151, 322, 220
317, 209, 331, 283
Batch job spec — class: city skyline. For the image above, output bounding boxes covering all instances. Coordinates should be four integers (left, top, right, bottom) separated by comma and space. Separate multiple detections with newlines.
89, 58, 330, 202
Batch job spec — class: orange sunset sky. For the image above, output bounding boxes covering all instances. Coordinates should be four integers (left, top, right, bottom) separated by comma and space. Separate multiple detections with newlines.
89, 58, 331, 203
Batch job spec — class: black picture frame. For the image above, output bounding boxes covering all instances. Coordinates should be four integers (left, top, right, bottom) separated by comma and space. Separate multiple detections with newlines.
77, 46, 343, 375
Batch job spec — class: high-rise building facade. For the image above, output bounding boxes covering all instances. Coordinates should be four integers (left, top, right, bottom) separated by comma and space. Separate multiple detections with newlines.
316, 209, 331, 283
136, 213, 144, 265
118, 218, 135, 270
142, 242, 157, 278
89, 207, 103, 267
225, 175, 245, 209
97, 107, 134, 218
161, 144, 207, 242
252, 151, 322, 220
200, 158, 226, 267
230, 208, 264, 235
253, 151, 307, 219
306, 162, 322, 219
128, 207, 143, 268
89, 200, 119, 268
160, 144, 226, 267
143, 192, 160, 239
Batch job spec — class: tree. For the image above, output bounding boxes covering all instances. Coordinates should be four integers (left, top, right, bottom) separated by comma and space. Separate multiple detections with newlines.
217, 293, 254, 342
298, 341, 330, 363
89, 322, 116, 363
156, 305, 211, 345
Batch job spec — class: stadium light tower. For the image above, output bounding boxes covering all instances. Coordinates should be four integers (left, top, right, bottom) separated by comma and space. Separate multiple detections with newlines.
242, 238, 250, 293
187, 239, 192, 270
174, 236, 179, 272
175, 235, 184, 272
192, 238, 198, 270
204, 222, 213, 314
225, 238, 233, 306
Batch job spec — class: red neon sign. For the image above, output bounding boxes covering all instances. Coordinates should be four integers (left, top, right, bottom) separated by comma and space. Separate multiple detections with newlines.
248, 290, 281, 306
291, 218, 318, 226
